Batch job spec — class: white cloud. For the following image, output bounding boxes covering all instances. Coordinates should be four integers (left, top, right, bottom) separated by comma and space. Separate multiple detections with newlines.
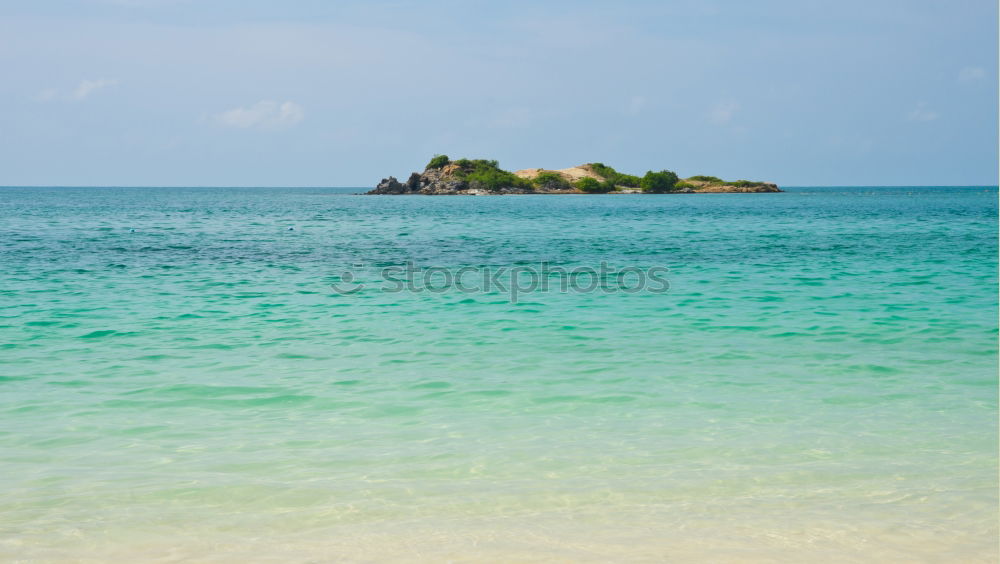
959, 66, 985, 81
907, 103, 938, 122
709, 101, 739, 125
72, 78, 119, 100
36, 78, 119, 101
214, 100, 305, 129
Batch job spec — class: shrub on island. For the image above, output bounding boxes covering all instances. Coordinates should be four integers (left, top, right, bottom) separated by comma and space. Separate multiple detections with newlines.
616, 174, 641, 187
451, 158, 500, 172
640, 170, 679, 193
446, 158, 530, 192
576, 177, 615, 193
532, 172, 571, 191
686, 175, 766, 188
426, 154, 450, 169
587, 162, 618, 182
724, 179, 765, 188
468, 169, 531, 192
688, 175, 724, 184
587, 163, 640, 187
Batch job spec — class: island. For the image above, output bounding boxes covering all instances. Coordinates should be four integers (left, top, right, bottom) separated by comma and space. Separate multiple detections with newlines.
369, 155, 780, 195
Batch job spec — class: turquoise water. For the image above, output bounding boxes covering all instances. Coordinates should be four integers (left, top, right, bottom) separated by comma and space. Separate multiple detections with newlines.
1, 186, 996, 561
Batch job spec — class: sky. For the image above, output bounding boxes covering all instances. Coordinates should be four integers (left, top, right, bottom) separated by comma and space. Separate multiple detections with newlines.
0, 0, 996, 187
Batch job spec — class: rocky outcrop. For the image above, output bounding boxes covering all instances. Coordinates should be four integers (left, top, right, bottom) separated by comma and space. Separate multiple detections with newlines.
417, 166, 499, 194
371, 176, 408, 194
370, 170, 463, 194
405, 172, 422, 191
369, 162, 535, 195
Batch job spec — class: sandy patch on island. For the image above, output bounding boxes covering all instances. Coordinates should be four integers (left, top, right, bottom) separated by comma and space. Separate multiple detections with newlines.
514, 165, 604, 183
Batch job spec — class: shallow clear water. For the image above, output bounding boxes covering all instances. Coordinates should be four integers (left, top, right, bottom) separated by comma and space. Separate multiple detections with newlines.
0, 186, 996, 562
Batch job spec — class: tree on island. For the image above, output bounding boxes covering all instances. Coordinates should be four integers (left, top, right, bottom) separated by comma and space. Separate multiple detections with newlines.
576, 177, 615, 193
587, 163, 641, 188
426, 154, 450, 169
533, 172, 572, 191
640, 170, 680, 193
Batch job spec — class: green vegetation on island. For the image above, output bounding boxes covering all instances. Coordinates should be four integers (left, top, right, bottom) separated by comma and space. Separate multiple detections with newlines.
371, 156, 780, 195
533, 171, 573, 191
586, 163, 641, 188
688, 174, 770, 188
576, 177, 615, 193
640, 170, 680, 193
446, 158, 532, 192
426, 154, 450, 169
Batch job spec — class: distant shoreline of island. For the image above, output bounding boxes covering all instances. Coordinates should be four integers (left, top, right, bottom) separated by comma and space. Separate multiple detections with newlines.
369, 156, 781, 195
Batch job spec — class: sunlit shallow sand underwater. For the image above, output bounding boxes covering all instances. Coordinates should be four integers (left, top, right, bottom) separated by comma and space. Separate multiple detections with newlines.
0, 186, 996, 562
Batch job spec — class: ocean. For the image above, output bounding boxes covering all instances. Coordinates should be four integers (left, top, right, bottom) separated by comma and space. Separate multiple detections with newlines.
0, 186, 996, 562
